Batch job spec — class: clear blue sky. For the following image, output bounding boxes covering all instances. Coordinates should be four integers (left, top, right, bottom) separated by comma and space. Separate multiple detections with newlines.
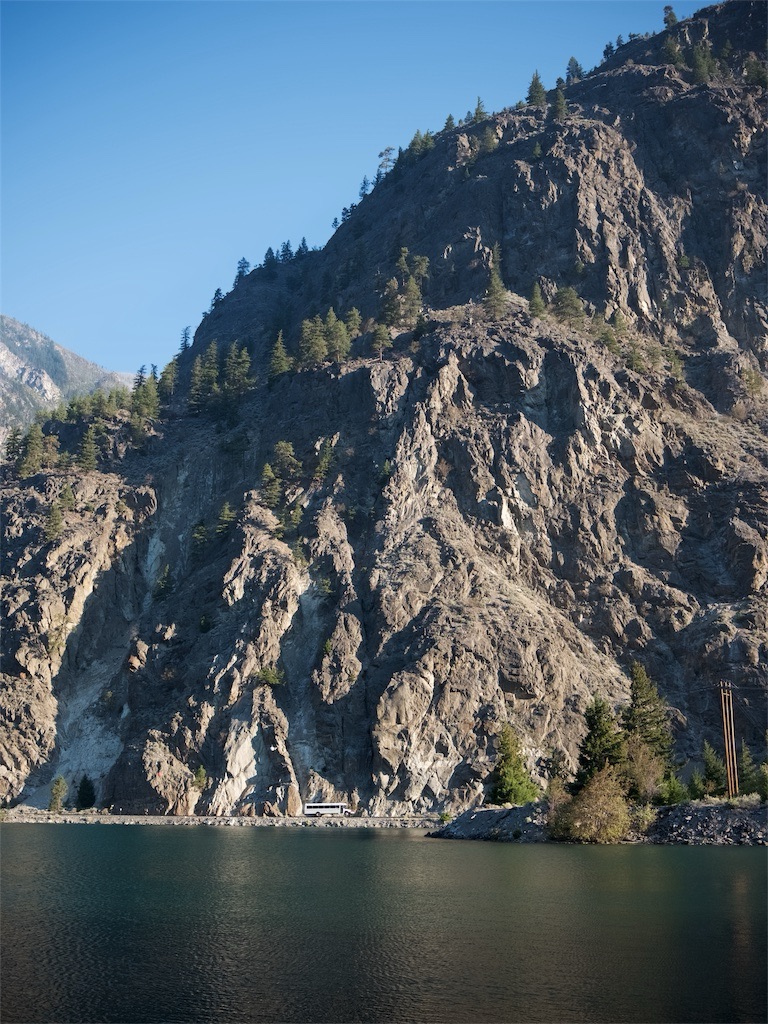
1, 0, 702, 374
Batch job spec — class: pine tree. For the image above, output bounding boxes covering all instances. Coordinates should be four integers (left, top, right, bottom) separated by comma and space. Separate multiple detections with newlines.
179, 326, 191, 352
216, 501, 237, 536
690, 42, 717, 85
76, 775, 96, 809
373, 323, 392, 360
41, 434, 60, 470
551, 87, 567, 122
269, 331, 292, 379
44, 502, 63, 542
484, 244, 507, 319
473, 96, 488, 122
401, 276, 422, 327
565, 56, 584, 84
529, 282, 546, 317
344, 307, 362, 339
19, 423, 44, 477
299, 315, 327, 367
49, 775, 67, 813
527, 70, 547, 108
603, 41, 615, 61
574, 697, 626, 791
188, 355, 204, 414
737, 741, 762, 796
663, 5, 678, 28
78, 426, 98, 472
210, 288, 224, 311
223, 342, 251, 402
443, 113, 455, 131
200, 341, 221, 407
234, 257, 250, 288
701, 740, 727, 796
260, 463, 281, 507
359, 175, 370, 199
274, 440, 302, 478
154, 564, 173, 598
380, 278, 401, 328
158, 358, 179, 402
324, 308, 350, 362
297, 237, 310, 257
59, 484, 75, 511
622, 662, 673, 763
491, 725, 539, 804
4, 427, 23, 466
552, 286, 585, 326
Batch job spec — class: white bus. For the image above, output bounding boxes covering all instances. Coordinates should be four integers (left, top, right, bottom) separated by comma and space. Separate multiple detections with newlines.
303, 802, 352, 816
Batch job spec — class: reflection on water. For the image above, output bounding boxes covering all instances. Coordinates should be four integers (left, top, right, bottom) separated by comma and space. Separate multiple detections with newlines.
1, 825, 765, 1023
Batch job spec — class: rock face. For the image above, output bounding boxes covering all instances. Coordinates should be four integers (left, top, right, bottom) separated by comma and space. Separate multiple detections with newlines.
1, 2, 766, 814
0, 315, 131, 447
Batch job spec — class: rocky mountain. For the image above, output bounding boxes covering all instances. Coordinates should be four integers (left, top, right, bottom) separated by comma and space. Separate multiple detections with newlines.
0, 315, 132, 447
1, 1, 766, 815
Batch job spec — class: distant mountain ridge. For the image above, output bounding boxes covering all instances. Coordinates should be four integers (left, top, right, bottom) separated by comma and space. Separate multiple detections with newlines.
0, 315, 132, 446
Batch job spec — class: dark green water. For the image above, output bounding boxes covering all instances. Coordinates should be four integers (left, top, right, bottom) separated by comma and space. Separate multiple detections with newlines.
0, 825, 765, 1024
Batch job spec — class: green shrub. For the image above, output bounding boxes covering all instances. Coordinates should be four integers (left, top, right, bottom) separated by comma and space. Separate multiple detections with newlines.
554, 767, 630, 843
193, 766, 208, 791
256, 666, 285, 687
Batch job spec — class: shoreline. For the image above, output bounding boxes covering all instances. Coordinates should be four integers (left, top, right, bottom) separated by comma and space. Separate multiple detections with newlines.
0, 808, 440, 829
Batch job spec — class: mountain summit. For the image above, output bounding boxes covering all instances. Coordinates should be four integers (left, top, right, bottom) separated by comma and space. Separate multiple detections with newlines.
1, 1, 766, 814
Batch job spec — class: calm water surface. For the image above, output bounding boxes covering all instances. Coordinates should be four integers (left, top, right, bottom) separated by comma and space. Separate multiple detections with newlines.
0, 824, 765, 1023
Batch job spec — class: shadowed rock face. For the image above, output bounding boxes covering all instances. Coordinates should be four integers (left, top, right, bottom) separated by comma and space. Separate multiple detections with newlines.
1, 1, 766, 814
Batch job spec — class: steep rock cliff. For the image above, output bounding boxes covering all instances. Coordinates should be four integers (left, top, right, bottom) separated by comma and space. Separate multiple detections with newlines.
1, 1, 766, 813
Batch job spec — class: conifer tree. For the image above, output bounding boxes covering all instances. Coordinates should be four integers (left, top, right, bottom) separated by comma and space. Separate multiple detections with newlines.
484, 244, 507, 319
223, 342, 251, 402
216, 501, 237, 536
18, 423, 45, 475
381, 278, 401, 328
44, 502, 63, 542
76, 775, 96, 809
41, 434, 60, 470
737, 741, 762, 796
188, 355, 204, 414
200, 341, 221, 407
663, 5, 678, 28
401, 276, 422, 326
473, 96, 488, 122
4, 427, 23, 466
324, 308, 350, 362
158, 358, 179, 402
359, 175, 370, 199
297, 237, 309, 257
78, 426, 98, 472
274, 440, 302, 478
551, 87, 567, 122
443, 113, 455, 131
373, 323, 392, 360
299, 315, 327, 367
565, 56, 584, 84
234, 257, 250, 288
574, 697, 626, 791
60, 484, 75, 511
260, 463, 281, 507
269, 331, 292, 379
622, 663, 672, 761
49, 775, 67, 813
603, 41, 615, 61
552, 286, 585, 326
701, 740, 727, 796
344, 307, 362, 339
529, 282, 546, 317
210, 288, 224, 310
179, 326, 191, 352
527, 70, 547, 108
491, 725, 539, 804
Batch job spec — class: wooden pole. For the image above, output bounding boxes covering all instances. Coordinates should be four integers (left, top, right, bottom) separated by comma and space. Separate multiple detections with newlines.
719, 681, 739, 798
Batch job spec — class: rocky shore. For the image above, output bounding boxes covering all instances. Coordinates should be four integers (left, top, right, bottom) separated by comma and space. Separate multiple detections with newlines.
430, 800, 768, 846
0, 807, 439, 829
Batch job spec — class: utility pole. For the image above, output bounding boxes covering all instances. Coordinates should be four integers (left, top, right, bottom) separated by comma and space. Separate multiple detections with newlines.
718, 680, 739, 798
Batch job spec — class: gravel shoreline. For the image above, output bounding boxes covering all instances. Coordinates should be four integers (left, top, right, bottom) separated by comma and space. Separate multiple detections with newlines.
0, 808, 440, 830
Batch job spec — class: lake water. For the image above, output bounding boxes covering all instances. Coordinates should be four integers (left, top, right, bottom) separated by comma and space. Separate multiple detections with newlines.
1, 824, 765, 1023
